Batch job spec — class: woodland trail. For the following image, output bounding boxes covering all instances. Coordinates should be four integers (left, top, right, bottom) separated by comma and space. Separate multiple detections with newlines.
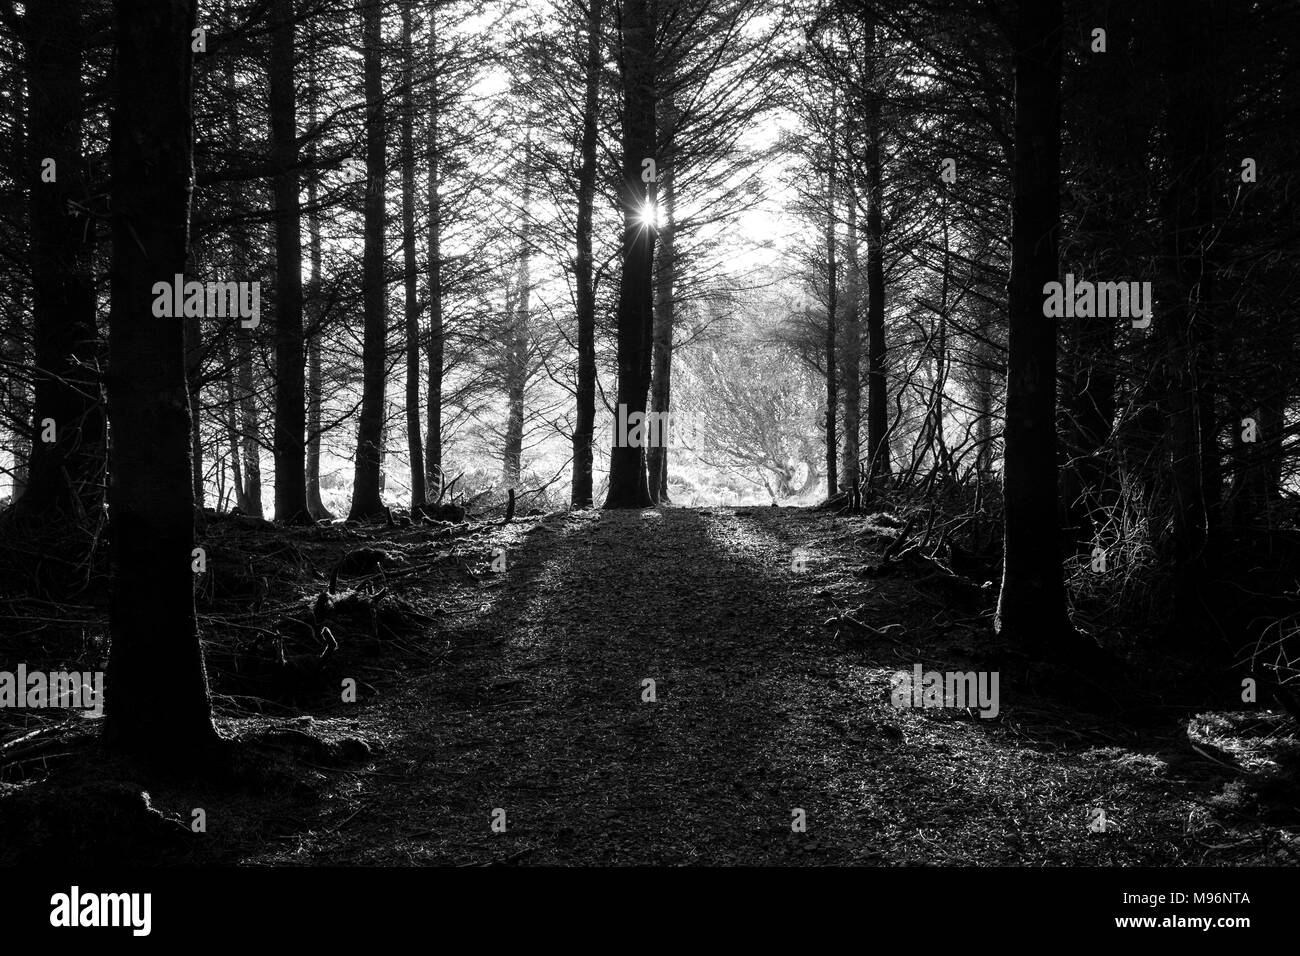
245, 507, 1245, 866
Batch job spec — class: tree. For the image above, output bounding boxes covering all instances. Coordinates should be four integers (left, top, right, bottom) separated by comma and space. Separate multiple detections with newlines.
304, 25, 332, 520
269, 0, 308, 523
994, 0, 1071, 653
860, 10, 889, 488
103, 0, 219, 757
400, 0, 426, 509
646, 93, 677, 503
603, 0, 656, 508
570, 0, 602, 508
823, 96, 839, 498
14, 0, 105, 524
349, 0, 389, 520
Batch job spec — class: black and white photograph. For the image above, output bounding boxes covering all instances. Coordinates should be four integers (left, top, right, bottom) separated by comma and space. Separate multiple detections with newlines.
0, 0, 1295, 938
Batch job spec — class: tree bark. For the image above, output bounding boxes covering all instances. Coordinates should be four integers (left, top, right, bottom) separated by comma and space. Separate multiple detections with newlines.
424, 1, 444, 498
4, 26, 29, 505
863, 51, 889, 487
103, 0, 219, 757
603, 0, 656, 509
236, 322, 262, 514
184, 263, 204, 506
269, 0, 308, 522
841, 186, 861, 495
646, 93, 677, 504
224, 36, 262, 516
349, 0, 389, 520
305, 28, 330, 520
503, 135, 532, 487
647, 136, 675, 504
994, 0, 1071, 653
823, 96, 839, 499
222, 332, 246, 511
17, 0, 105, 522
570, 0, 602, 508
400, 0, 425, 508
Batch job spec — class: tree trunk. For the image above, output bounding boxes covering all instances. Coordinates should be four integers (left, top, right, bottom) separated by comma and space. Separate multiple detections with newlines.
4, 26, 29, 505
646, 185, 674, 504
974, 315, 995, 481
349, 0, 388, 520
2, 329, 30, 503
222, 333, 246, 511
647, 95, 676, 504
925, 207, 953, 479
841, 186, 861, 494
17, 0, 105, 522
103, 0, 219, 758
225, 38, 262, 516
603, 0, 656, 509
269, 0, 308, 523
571, 0, 602, 509
503, 136, 532, 487
863, 59, 889, 487
995, 0, 1071, 654
184, 270, 204, 506
424, 1, 444, 498
823, 97, 839, 499
400, 1, 425, 508
305, 29, 330, 520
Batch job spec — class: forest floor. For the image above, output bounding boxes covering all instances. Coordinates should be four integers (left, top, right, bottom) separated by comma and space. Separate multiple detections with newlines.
3, 505, 1300, 865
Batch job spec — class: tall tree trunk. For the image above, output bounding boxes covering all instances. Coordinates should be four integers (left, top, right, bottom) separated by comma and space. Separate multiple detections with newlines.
841, 186, 861, 494
400, 1, 425, 508
224, 35, 262, 516
823, 96, 839, 499
603, 0, 656, 509
571, 0, 602, 508
995, 0, 1071, 654
269, 0, 308, 522
925, 207, 953, 478
17, 0, 105, 522
424, 2, 444, 498
222, 332, 246, 511
349, 0, 388, 520
974, 309, 996, 481
647, 106, 675, 505
305, 29, 330, 520
503, 136, 531, 487
863, 64, 889, 487
4, 26, 29, 505
306, 304, 327, 516
184, 267, 204, 506
236, 325, 262, 514
103, 0, 219, 757
502, 320, 526, 486
2, 330, 30, 503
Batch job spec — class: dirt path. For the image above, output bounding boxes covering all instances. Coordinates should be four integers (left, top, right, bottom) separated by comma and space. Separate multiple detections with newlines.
245, 507, 1243, 865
